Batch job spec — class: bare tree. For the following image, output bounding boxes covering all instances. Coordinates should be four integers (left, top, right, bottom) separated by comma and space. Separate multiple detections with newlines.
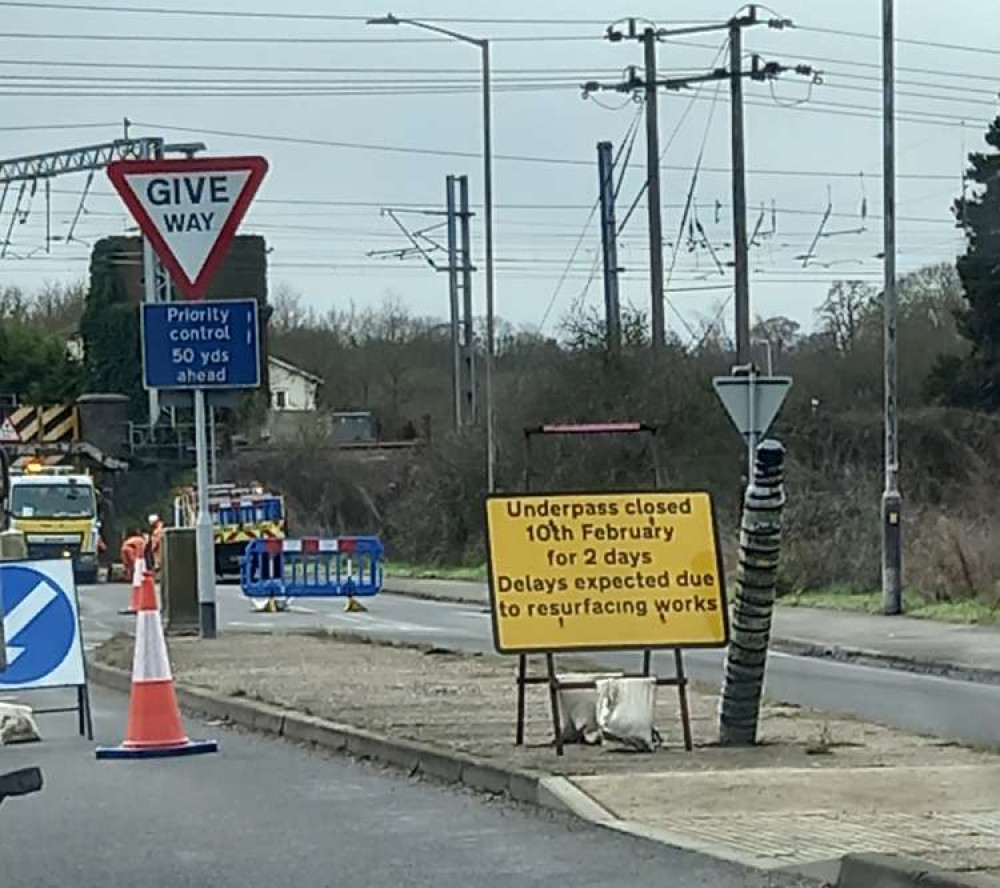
752, 315, 801, 363
816, 281, 877, 352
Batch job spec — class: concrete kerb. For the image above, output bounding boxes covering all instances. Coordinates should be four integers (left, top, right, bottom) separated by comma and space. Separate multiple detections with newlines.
836, 854, 1000, 888
85, 661, 549, 810
94, 661, 998, 886
382, 584, 484, 607
382, 583, 1000, 686
771, 638, 1000, 686
86, 660, 796, 876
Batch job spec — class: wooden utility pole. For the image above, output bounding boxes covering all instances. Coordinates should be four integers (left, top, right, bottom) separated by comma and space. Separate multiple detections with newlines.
730, 15, 751, 365
597, 140, 622, 357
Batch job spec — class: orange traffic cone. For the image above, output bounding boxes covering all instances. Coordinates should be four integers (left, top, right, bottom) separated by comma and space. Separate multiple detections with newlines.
118, 556, 146, 616
97, 572, 218, 759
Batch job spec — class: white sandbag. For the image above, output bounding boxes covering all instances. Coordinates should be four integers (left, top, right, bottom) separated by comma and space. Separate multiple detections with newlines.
0, 702, 41, 745
557, 673, 623, 744
596, 676, 659, 752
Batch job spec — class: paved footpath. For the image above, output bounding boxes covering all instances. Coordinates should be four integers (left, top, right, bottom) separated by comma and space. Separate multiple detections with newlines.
383, 577, 1000, 683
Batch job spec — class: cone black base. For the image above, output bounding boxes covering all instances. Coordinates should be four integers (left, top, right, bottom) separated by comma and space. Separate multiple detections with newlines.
95, 739, 218, 760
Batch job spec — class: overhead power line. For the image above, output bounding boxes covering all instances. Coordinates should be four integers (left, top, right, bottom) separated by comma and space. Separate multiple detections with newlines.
4, 1, 999, 58
0, 29, 600, 44
795, 24, 1000, 58
0, 121, 117, 132
0, 60, 629, 76
58, 189, 957, 225
1, 73, 995, 112
0, 1, 714, 26
128, 120, 965, 182
2, 51, 995, 87
661, 35, 1000, 85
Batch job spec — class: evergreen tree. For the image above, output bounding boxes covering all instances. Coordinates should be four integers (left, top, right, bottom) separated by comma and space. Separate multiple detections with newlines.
0, 321, 83, 403
931, 115, 1000, 408
79, 237, 145, 417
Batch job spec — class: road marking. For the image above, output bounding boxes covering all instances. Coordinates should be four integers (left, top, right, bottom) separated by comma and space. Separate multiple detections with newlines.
3, 581, 59, 665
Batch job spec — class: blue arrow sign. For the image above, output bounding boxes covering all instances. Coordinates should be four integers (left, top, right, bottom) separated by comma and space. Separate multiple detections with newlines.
141, 298, 260, 390
0, 561, 85, 690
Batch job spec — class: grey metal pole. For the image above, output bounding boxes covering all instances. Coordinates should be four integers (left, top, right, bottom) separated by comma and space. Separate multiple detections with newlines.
445, 175, 462, 430
208, 404, 217, 484
194, 389, 217, 638
881, 0, 902, 614
747, 366, 757, 489
142, 139, 160, 429
730, 20, 751, 366
752, 339, 774, 375
365, 16, 495, 483
643, 29, 666, 353
597, 140, 622, 357
481, 39, 497, 491
459, 175, 476, 425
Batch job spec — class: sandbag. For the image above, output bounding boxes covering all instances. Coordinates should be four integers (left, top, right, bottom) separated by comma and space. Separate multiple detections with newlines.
596, 676, 659, 752
557, 672, 623, 744
0, 702, 41, 745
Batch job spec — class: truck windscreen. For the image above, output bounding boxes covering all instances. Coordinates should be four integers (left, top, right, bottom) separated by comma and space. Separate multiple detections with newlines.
10, 484, 95, 519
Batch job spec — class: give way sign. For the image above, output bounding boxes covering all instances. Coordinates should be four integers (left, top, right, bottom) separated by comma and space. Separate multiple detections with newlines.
107, 156, 268, 300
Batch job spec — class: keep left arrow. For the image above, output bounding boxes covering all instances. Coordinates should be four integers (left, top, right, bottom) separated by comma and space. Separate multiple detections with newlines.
3, 581, 58, 666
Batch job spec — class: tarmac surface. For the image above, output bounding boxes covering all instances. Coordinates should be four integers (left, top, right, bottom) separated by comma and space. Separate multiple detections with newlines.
79, 581, 1000, 747
1, 686, 800, 888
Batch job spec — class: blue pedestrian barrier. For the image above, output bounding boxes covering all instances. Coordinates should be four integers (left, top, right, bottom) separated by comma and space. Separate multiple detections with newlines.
239, 536, 384, 601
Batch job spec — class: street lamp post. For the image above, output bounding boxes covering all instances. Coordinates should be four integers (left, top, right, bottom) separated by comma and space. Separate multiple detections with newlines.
751, 338, 774, 375
368, 13, 497, 492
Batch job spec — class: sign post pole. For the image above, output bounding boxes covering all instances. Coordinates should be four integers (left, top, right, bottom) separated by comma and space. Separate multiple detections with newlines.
746, 367, 757, 485
193, 388, 216, 639
107, 154, 269, 643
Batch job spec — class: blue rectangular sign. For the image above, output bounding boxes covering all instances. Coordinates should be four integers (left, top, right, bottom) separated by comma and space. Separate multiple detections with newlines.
142, 299, 261, 390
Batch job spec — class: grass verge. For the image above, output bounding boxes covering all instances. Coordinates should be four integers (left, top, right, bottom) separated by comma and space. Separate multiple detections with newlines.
782, 589, 1000, 626
385, 560, 487, 582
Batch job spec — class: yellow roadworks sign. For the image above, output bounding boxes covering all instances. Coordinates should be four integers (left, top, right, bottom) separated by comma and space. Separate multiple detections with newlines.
485, 491, 728, 653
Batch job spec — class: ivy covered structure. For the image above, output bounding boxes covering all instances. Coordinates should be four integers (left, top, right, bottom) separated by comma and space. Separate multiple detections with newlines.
80, 234, 271, 421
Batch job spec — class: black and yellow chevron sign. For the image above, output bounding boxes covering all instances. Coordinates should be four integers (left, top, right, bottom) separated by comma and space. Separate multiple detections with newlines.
4, 405, 80, 444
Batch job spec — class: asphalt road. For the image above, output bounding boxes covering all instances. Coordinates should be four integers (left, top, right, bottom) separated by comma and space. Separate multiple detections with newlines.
79, 581, 1000, 748
1, 687, 771, 888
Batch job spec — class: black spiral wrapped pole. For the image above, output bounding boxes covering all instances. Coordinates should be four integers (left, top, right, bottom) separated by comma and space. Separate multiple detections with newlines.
719, 439, 786, 747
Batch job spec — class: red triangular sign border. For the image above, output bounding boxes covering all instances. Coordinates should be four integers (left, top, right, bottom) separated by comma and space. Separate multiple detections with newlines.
106, 156, 268, 300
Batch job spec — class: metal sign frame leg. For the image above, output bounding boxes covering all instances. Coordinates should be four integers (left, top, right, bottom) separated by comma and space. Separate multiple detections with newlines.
77, 684, 94, 740
674, 650, 693, 752
515, 653, 527, 745
640, 650, 693, 752
545, 654, 564, 757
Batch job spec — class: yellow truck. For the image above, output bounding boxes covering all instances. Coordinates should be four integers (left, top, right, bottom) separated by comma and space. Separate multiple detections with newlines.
4, 462, 103, 584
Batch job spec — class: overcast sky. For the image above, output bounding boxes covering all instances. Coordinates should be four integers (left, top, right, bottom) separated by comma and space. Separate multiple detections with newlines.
0, 0, 994, 343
